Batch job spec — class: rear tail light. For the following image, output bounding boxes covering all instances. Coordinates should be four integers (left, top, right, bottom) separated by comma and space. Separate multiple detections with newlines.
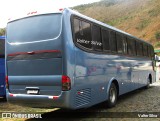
6, 76, 9, 89
62, 75, 71, 91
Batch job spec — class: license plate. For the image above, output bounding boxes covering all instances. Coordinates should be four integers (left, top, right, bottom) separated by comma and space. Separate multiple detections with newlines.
27, 90, 39, 94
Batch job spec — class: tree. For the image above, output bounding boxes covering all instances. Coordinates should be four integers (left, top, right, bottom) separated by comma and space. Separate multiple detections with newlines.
0, 28, 6, 36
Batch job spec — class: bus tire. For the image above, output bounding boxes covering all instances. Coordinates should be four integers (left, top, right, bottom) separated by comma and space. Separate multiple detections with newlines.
107, 83, 117, 108
145, 77, 151, 89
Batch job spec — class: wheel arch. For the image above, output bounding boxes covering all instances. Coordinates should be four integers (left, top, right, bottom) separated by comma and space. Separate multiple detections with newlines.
107, 78, 119, 97
148, 73, 152, 84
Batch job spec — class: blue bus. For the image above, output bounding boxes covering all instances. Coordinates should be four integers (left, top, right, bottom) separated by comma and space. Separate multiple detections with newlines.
0, 36, 5, 97
6, 8, 155, 109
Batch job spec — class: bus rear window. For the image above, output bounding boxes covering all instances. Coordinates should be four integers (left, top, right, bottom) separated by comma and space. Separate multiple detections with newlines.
7, 14, 62, 43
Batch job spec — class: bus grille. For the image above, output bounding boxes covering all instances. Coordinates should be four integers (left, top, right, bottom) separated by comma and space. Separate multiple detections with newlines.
75, 88, 91, 107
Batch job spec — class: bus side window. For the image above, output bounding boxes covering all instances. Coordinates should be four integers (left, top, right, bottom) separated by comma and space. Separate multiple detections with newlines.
101, 29, 110, 51
110, 30, 117, 53
136, 42, 143, 56
73, 18, 92, 49
143, 43, 147, 57
132, 39, 136, 56
147, 45, 151, 58
127, 37, 136, 56
151, 46, 155, 60
123, 36, 128, 54
116, 32, 123, 54
92, 25, 102, 51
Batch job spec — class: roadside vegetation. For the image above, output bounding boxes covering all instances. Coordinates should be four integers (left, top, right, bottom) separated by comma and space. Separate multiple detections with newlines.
0, 28, 5, 36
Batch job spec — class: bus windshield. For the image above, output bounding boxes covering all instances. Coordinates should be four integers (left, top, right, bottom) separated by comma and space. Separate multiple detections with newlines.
7, 13, 62, 43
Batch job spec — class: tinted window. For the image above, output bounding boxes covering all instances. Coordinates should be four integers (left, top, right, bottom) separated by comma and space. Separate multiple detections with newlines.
110, 31, 117, 52
116, 33, 123, 54
128, 37, 136, 55
147, 45, 151, 57
143, 44, 148, 56
136, 42, 143, 56
92, 25, 102, 51
102, 29, 110, 51
151, 46, 154, 59
74, 18, 92, 49
123, 36, 128, 54
7, 14, 62, 43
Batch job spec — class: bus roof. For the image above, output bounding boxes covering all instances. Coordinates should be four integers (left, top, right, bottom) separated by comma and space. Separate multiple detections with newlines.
8, 8, 64, 23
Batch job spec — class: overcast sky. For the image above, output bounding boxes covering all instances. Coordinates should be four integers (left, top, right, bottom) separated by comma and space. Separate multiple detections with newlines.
0, 0, 100, 28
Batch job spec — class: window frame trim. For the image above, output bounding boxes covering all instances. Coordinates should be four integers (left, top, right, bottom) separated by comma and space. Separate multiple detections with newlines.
70, 14, 153, 59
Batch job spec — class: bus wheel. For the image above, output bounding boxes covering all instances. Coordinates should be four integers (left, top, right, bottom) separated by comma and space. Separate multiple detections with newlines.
107, 83, 117, 108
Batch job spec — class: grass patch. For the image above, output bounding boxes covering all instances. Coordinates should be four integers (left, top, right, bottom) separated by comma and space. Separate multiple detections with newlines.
148, 3, 160, 17
148, 9, 159, 17
136, 19, 150, 30
107, 15, 132, 26
154, 42, 160, 48
155, 31, 160, 40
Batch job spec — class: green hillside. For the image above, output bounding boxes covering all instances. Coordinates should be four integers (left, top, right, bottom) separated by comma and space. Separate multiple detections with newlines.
73, 0, 160, 49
